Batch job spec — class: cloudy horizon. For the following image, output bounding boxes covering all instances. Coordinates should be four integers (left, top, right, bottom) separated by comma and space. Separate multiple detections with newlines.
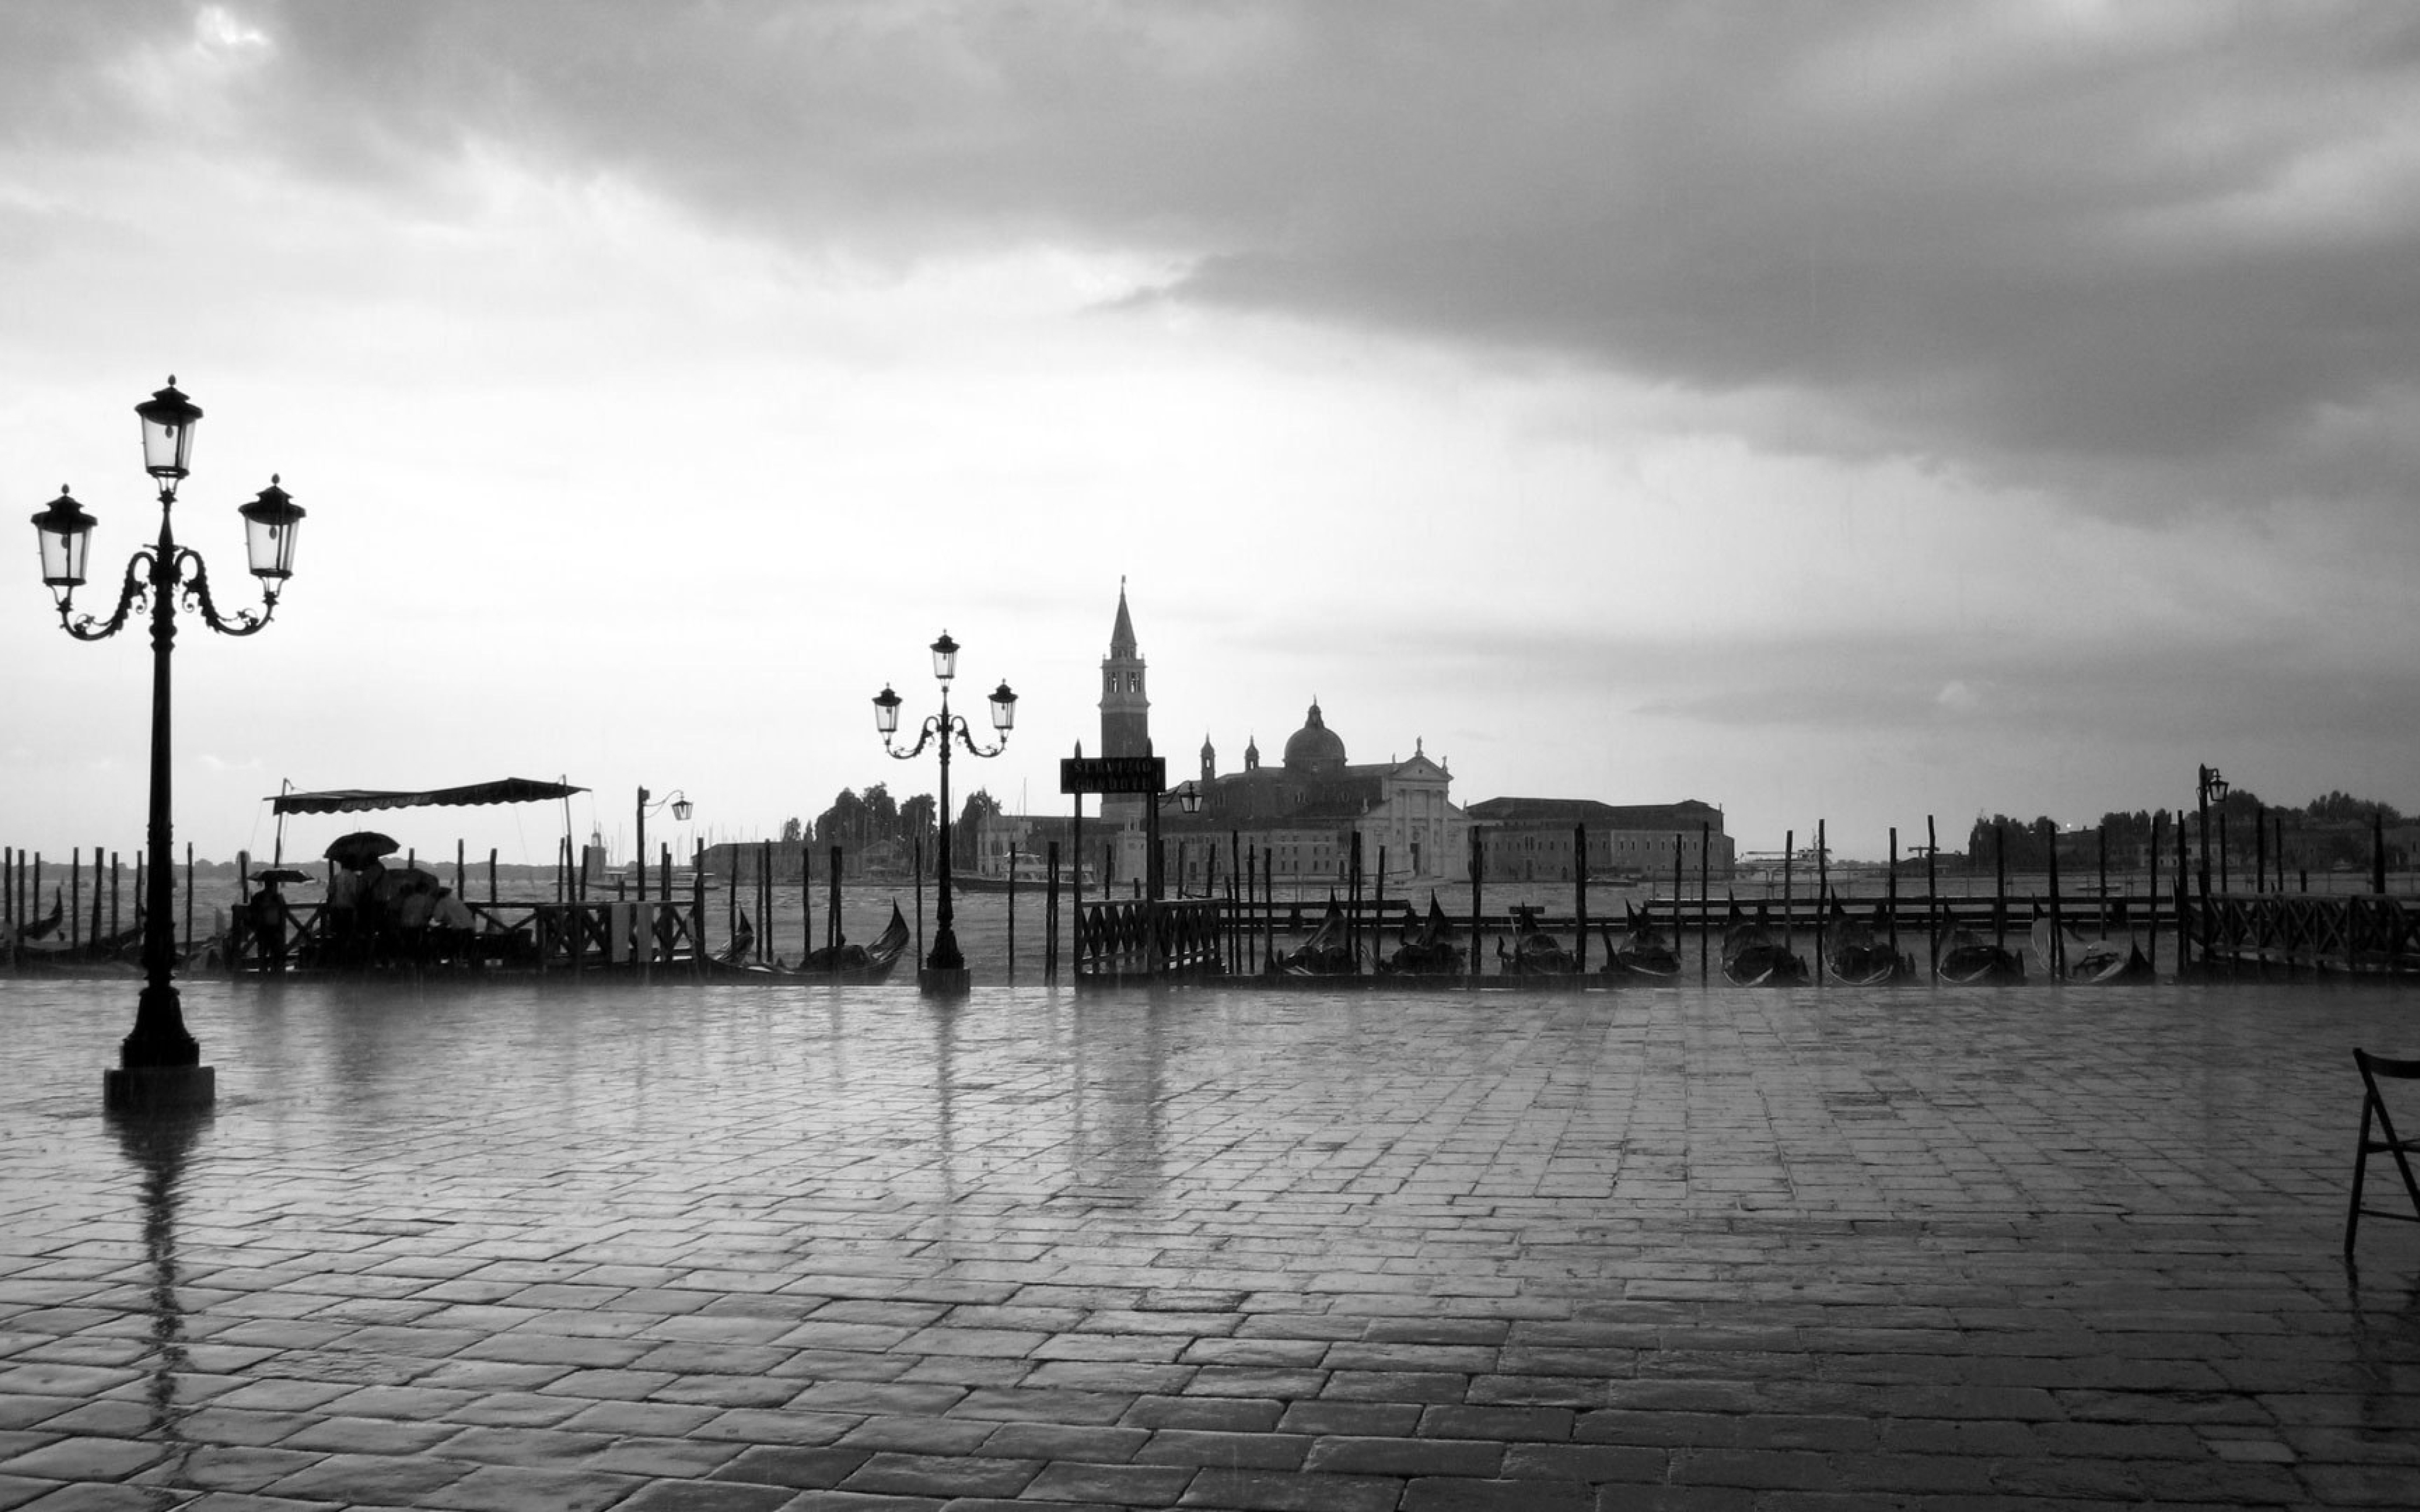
5, 1, 2416, 869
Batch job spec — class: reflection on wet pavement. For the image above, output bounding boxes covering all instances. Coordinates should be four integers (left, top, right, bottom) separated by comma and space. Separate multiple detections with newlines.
2, 976, 2418, 1507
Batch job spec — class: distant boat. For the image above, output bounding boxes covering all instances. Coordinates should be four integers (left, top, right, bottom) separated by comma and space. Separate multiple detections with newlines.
954, 857, 1097, 893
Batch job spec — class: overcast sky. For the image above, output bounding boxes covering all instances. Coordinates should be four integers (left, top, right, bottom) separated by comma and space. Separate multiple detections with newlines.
5, 1, 2417, 871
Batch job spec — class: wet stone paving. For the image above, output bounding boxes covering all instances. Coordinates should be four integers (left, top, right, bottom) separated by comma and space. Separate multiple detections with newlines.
3, 975, 2418, 1510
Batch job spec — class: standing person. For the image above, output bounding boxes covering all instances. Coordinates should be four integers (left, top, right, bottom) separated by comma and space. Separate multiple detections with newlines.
395, 878, 437, 965
325, 863, 363, 965
247, 880, 289, 973
356, 856, 389, 965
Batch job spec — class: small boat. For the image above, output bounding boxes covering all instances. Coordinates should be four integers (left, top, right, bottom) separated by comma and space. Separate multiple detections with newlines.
1497, 904, 1579, 976
1270, 895, 1360, 976
795, 902, 913, 982
713, 910, 758, 965
1378, 893, 1463, 976
1722, 901, 1808, 985
1824, 898, 1911, 985
1599, 902, 1681, 980
2029, 909, 2153, 983
1938, 927, 2025, 984
13, 888, 62, 942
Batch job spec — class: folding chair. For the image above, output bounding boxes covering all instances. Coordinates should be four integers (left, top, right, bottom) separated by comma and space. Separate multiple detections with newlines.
2345, 1049, 2420, 1256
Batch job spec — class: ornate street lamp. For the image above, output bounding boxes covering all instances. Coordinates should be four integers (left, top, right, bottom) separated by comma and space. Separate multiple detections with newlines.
634, 787, 693, 903
31, 379, 304, 1112
2196, 764, 2228, 969
873, 629, 1015, 994
1150, 778, 1204, 901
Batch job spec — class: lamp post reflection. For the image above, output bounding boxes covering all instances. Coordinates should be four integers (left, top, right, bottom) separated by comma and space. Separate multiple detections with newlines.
109, 1106, 209, 1465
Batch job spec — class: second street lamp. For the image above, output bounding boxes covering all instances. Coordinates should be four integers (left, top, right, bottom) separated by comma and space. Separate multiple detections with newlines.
2195, 764, 2228, 971
635, 787, 693, 903
874, 630, 1016, 995
30, 377, 305, 1112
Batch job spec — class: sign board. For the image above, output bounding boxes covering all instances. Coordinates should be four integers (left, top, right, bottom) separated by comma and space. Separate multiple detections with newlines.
1061, 755, 1166, 796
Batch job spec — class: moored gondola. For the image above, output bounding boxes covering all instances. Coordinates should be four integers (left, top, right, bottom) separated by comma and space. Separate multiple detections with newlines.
2029, 908, 2153, 983
1599, 901, 1682, 980
1938, 927, 2025, 984
1378, 893, 1463, 976
1824, 898, 1912, 985
1722, 900, 1808, 985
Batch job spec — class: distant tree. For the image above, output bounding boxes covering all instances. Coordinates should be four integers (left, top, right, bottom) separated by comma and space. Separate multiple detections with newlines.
780, 815, 803, 844
956, 788, 1002, 869
2307, 790, 2404, 825
899, 793, 936, 871
1964, 814, 2054, 872
861, 782, 899, 843
813, 789, 865, 852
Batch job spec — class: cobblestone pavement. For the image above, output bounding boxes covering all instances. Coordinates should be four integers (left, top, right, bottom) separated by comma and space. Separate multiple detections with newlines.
3, 976, 2418, 1510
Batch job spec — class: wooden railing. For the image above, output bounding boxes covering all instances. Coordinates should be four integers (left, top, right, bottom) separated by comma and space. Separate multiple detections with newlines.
228, 898, 708, 975
1075, 898, 1225, 982
2189, 891, 2418, 974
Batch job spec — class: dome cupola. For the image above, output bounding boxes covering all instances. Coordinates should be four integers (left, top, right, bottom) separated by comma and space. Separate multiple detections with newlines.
1282, 699, 1347, 774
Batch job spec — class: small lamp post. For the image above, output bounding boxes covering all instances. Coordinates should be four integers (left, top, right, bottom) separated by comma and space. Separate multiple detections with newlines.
1149, 778, 1204, 902
31, 378, 304, 1112
635, 787, 693, 903
2196, 764, 2228, 968
874, 630, 1015, 995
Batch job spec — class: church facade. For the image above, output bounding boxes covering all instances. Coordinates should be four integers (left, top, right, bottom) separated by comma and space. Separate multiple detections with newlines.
1093, 584, 1472, 888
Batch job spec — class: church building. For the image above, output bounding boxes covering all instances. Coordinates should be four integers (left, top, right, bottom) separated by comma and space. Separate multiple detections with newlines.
1095, 584, 1471, 888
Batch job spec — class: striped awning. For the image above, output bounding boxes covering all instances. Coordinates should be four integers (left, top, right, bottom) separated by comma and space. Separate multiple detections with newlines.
271, 777, 587, 815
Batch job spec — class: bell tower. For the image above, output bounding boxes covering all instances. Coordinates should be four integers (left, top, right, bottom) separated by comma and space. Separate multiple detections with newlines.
1100, 578, 1150, 762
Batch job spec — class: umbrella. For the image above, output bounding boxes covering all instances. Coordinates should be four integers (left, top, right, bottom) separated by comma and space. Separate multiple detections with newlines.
323, 831, 400, 867
250, 868, 314, 886
372, 865, 441, 906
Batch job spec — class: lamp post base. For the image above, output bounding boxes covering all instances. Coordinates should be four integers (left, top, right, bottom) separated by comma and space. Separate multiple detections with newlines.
104, 1063, 216, 1114
918, 966, 972, 997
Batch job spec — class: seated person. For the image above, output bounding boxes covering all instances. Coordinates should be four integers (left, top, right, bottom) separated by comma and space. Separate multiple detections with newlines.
429, 886, 476, 963
394, 879, 438, 961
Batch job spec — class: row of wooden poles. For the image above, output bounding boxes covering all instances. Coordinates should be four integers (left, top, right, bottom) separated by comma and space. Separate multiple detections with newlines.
1, 844, 193, 961
11, 802, 2396, 977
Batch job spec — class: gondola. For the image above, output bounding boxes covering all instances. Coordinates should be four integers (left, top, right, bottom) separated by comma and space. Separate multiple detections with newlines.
694, 902, 913, 983
795, 902, 913, 982
1598, 901, 1681, 980
1937, 927, 2025, 984
1497, 903, 1579, 976
2029, 910, 2153, 983
1378, 893, 1463, 976
12, 887, 62, 943
1824, 898, 1912, 985
1721, 900, 1808, 985
1271, 895, 1359, 976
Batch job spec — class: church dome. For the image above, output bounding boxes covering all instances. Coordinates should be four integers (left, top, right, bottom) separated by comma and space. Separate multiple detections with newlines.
1282, 701, 1347, 773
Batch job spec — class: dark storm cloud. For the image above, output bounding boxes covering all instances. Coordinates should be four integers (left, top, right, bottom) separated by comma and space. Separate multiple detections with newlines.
16, 2, 2420, 513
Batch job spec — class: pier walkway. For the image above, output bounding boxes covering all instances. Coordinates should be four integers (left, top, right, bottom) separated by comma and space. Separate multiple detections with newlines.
4, 978, 2419, 1509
